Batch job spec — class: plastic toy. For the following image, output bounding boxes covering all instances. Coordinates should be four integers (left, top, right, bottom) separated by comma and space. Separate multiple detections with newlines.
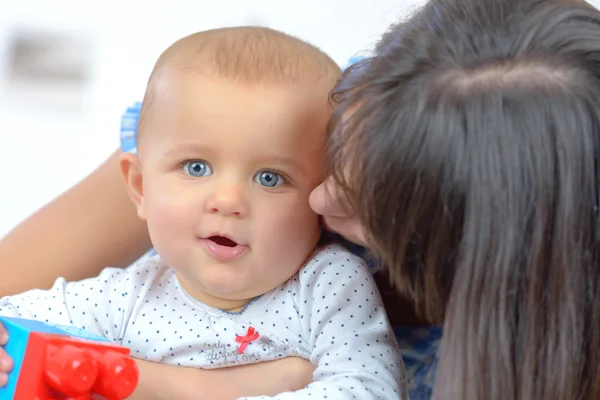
0, 316, 139, 400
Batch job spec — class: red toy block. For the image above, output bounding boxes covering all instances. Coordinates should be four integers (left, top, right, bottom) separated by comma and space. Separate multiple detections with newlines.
14, 332, 138, 400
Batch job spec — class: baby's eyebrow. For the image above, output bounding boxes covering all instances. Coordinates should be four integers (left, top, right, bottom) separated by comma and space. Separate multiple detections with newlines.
161, 143, 216, 158
160, 144, 309, 176
254, 154, 307, 175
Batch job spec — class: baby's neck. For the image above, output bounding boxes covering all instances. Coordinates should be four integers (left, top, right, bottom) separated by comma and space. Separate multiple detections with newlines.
175, 272, 252, 312
220, 303, 247, 313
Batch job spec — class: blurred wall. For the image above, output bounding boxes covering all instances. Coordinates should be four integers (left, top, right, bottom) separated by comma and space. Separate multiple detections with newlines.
0, 0, 425, 237
1, 0, 598, 237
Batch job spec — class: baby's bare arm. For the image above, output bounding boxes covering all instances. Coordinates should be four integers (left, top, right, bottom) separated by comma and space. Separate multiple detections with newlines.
0, 149, 152, 296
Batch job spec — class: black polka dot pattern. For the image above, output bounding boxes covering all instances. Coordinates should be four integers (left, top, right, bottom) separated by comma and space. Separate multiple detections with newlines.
0, 244, 406, 399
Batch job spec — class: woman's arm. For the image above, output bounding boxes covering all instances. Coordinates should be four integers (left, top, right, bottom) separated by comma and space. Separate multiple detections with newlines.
0, 149, 152, 296
131, 357, 315, 400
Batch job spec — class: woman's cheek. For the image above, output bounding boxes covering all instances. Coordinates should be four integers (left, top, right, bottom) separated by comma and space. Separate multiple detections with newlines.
322, 215, 367, 247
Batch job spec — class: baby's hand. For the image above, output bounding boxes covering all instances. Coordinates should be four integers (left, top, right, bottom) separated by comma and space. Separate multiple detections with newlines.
0, 323, 13, 387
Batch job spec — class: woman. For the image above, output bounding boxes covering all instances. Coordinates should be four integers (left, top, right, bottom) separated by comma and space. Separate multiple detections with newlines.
3, 0, 600, 398
313, 0, 600, 398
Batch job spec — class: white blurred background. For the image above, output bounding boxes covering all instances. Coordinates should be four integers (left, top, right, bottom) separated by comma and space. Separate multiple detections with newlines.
0, 0, 598, 238
0, 0, 426, 237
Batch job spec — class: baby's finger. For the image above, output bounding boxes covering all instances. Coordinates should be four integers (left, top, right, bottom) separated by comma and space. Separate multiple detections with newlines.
0, 333, 9, 388
0, 324, 7, 345
0, 347, 12, 373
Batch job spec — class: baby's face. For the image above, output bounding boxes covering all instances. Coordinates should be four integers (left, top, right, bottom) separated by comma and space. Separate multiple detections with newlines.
136, 73, 328, 311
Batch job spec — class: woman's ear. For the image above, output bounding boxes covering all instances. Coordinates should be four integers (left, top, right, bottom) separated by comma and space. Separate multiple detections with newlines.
120, 152, 146, 220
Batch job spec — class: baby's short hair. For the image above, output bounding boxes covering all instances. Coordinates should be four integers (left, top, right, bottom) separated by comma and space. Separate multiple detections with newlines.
138, 26, 340, 137
170, 26, 340, 85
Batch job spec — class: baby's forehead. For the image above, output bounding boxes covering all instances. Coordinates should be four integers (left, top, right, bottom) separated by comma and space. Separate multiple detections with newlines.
145, 85, 327, 168
139, 70, 332, 166
138, 27, 340, 145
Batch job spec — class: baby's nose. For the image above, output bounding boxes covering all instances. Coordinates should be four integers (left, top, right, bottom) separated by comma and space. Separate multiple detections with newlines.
206, 185, 248, 217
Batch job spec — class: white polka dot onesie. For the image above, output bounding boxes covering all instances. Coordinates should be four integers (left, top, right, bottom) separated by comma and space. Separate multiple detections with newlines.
0, 244, 407, 399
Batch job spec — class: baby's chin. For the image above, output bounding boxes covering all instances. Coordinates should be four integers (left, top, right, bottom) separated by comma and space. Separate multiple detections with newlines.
175, 237, 319, 299
176, 273, 255, 310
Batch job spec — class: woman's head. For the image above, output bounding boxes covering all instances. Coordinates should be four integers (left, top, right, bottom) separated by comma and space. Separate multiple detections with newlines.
325, 0, 600, 398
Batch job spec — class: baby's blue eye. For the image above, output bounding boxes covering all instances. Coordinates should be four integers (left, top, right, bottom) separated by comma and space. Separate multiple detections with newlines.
183, 161, 212, 177
254, 171, 285, 187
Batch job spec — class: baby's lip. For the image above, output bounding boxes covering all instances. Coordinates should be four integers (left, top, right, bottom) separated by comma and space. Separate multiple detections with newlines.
202, 232, 246, 247
200, 238, 249, 261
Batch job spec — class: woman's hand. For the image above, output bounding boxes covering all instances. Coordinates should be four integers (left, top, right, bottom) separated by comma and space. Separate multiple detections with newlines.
309, 178, 367, 247
131, 356, 316, 400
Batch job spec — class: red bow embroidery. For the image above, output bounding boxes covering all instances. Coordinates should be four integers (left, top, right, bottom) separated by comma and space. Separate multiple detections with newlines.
236, 326, 260, 354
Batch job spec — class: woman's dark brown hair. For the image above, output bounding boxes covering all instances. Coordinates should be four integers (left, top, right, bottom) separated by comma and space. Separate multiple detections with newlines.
328, 0, 600, 398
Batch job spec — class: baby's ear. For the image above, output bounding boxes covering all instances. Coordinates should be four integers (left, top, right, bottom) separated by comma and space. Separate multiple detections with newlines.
119, 152, 146, 220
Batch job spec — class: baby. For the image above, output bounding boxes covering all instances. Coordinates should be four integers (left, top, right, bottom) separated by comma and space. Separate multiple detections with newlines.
0, 27, 406, 399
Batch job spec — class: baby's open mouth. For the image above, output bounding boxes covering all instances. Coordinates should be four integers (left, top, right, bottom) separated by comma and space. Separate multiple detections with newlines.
201, 235, 248, 261
209, 236, 238, 247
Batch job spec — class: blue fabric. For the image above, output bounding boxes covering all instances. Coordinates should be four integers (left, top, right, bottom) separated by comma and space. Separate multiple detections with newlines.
120, 102, 141, 154
396, 326, 441, 399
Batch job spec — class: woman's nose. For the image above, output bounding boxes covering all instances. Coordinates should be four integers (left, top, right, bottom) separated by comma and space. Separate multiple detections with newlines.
309, 178, 352, 218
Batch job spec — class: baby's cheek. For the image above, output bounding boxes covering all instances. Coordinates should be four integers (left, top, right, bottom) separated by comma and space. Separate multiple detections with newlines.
147, 193, 182, 226
260, 203, 320, 251
145, 188, 196, 244
258, 213, 319, 280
